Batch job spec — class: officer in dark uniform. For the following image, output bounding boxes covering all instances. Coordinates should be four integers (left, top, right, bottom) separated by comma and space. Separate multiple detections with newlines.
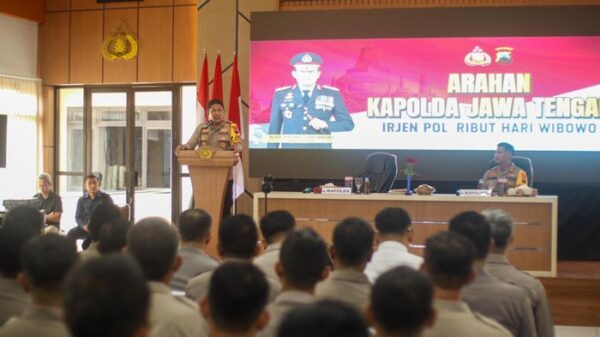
268, 52, 354, 149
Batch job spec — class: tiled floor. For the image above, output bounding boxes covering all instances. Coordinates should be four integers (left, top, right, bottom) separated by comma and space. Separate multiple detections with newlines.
556, 326, 600, 337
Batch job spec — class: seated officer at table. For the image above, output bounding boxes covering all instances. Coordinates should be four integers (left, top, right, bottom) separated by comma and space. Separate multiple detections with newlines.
267, 52, 354, 149
33, 173, 62, 234
482, 142, 528, 194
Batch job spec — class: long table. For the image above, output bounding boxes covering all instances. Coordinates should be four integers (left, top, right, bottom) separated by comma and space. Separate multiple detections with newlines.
253, 192, 557, 277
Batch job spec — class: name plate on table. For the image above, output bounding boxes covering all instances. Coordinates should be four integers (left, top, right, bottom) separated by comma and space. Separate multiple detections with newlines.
321, 187, 352, 195
457, 189, 492, 197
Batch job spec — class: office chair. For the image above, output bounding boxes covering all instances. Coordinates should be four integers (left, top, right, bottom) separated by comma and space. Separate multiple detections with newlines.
361, 152, 398, 193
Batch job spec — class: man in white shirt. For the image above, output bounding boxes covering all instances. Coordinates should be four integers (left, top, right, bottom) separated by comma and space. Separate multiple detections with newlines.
365, 207, 422, 283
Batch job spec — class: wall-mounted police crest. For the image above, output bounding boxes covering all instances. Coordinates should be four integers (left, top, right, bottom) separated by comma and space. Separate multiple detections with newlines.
102, 22, 138, 61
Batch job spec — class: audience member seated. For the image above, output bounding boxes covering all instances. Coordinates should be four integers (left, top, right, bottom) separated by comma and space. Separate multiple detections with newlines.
0, 235, 78, 337
258, 228, 330, 337
171, 209, 219, 292
449, 211, 537, 337
316, 217, 374, 311
63, 255, 150, 337
186, 214, 280, 302
0, 205, 43, 325
33, 173, 63, 234
255, 210, 296, 293
128, 217, 204, 337
278, 300, 369, 337
482, 209, 555, 337
367, 266, 435, 337
67, 174, 114, 245
200, 261, 270, 337
98, 217, 131, 255
365, 207, 422, 282
421, 232, 511, 337
79, 202, 121, 260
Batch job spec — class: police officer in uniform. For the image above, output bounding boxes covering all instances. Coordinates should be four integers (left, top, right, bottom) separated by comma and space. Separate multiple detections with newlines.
268, 52, 354, 149
176, 99, 241, 217
482, 142, 528, 194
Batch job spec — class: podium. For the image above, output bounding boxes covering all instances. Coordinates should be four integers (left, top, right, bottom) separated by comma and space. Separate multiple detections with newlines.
176, 150, 238, 258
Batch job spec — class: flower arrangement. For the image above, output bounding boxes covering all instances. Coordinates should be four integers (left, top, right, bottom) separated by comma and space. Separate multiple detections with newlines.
402, 157, 418, 195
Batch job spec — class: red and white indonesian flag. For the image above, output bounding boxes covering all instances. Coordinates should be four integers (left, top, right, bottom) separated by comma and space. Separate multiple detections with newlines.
229, 53, 245, 200
196, 52, 209, 124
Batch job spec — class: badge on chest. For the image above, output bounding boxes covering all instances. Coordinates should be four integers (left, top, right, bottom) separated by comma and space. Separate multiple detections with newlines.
315, 95, 334, 110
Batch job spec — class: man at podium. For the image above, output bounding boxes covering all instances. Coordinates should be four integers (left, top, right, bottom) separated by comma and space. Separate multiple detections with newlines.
176, 99, 242, 217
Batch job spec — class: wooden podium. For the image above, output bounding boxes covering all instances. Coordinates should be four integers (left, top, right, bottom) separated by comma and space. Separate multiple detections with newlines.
176, 150, 238, 258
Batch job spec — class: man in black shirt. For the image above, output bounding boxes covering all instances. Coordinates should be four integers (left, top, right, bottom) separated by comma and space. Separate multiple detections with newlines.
33, 173, 62, 234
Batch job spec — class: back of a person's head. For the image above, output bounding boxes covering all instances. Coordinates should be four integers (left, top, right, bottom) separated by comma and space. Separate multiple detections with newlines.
206, 261, 269, 333
448, 211, 491, 259
332, 217, 374, 267
218, 214, 258, 259
128, 217, 179, 281
88, 202, 121, 242
424, 232, 476, 290
481, 208, 514, 250
277, 300, 369, 337
21, 234, 78, 293
178, 208, 212, 242
64, 255, 149, 337
375, 207, 412, 236
280, 228, 329, 290
2, 205, 44, 234
0, 209, 42, 278
259, 210, 296, 244
370, 266, 433, 336
99, 218, 131, 254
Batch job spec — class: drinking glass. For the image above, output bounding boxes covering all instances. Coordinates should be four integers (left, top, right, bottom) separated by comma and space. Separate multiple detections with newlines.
354, 177, 363, 194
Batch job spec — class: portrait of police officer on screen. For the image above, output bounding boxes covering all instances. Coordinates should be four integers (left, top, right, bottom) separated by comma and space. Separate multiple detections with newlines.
267, 52, 355, 149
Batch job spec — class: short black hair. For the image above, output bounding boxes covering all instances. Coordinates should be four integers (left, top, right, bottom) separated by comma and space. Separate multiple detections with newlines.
332, 217, 374, 267
448, 211, 492, 259
424, 232, 476, 290
21, 234, 78, 292
208, 99, 224, 109
64, 255, 149, 337
88, 202, 121, 242
219, 214, 258, 259
280, 228, 329, 290
98, 218, 131, 254
208, 261, 269, 333
178, 209, 212, 242
374, 207, 412, 235
84, 173, 100, 183
128, 217, 179, 281
481, 209, 514, 249
0, 207, 42, 277
259, 210, 296, 244
497, 142, 515, 155
277, 300, 369, 337
371, 266, 433, 336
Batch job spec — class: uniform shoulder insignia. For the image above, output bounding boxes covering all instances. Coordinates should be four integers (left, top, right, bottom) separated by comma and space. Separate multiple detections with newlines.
474, 312, 507, 331
322, 85, 340, 91
275, 85, 292, 92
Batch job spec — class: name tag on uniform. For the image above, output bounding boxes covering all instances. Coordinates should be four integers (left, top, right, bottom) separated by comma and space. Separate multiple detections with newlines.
315, 95, 334, 110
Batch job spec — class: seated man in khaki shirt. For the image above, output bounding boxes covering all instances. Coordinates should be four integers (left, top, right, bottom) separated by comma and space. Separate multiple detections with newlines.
200, 262, 270, 337
316, 217, 374, 311
128, 217, 204, 337
422, 232, 512, 337
483, 209, 555, 337
450, 212, 537, 337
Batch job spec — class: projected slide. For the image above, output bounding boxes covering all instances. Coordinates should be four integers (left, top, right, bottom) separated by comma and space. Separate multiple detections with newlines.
249, 36, 600, 151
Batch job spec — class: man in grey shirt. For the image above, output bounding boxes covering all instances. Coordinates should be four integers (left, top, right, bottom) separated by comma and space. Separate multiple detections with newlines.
450, 211, 537, 337
316, 217, 374, 311
171, 209, 219, 292
483, 209, 555, 337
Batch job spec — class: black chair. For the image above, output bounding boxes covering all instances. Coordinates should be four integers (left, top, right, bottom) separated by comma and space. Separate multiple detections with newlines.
488, 156, 533, 186
361, 152, 398, 193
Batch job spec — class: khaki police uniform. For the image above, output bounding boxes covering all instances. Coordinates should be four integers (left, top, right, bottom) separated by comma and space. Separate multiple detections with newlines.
184, 120, 241, 152
486, 254, 555, 337
482, 163, 528, 194
171, 246, 219, 292
463, 268, 537, 337
0, 277, 28, 326
315, 269, 372, 311
425, 300, 512, 337
0, 305, 69, 337
257, 290, 315, 337
148, 281, 204, 337
254, 243, 283, 292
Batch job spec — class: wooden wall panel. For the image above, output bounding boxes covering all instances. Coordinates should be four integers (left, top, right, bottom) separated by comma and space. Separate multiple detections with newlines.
104, 1, 137, 9
71, 0, 103, 11
38, 12, 69, 85
174, 0, 197, 4
279, 0, 600, 10
70, 10, 103, 84
138, 7, 173, 82
45, 0, 70, 12
103, 9, 138, 83
140, 0, 174, 7
0, 0, 44, 23
173, 5, 197, 82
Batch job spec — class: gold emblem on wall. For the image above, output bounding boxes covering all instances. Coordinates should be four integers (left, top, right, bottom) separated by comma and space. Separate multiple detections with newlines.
102, 22, 138, 61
